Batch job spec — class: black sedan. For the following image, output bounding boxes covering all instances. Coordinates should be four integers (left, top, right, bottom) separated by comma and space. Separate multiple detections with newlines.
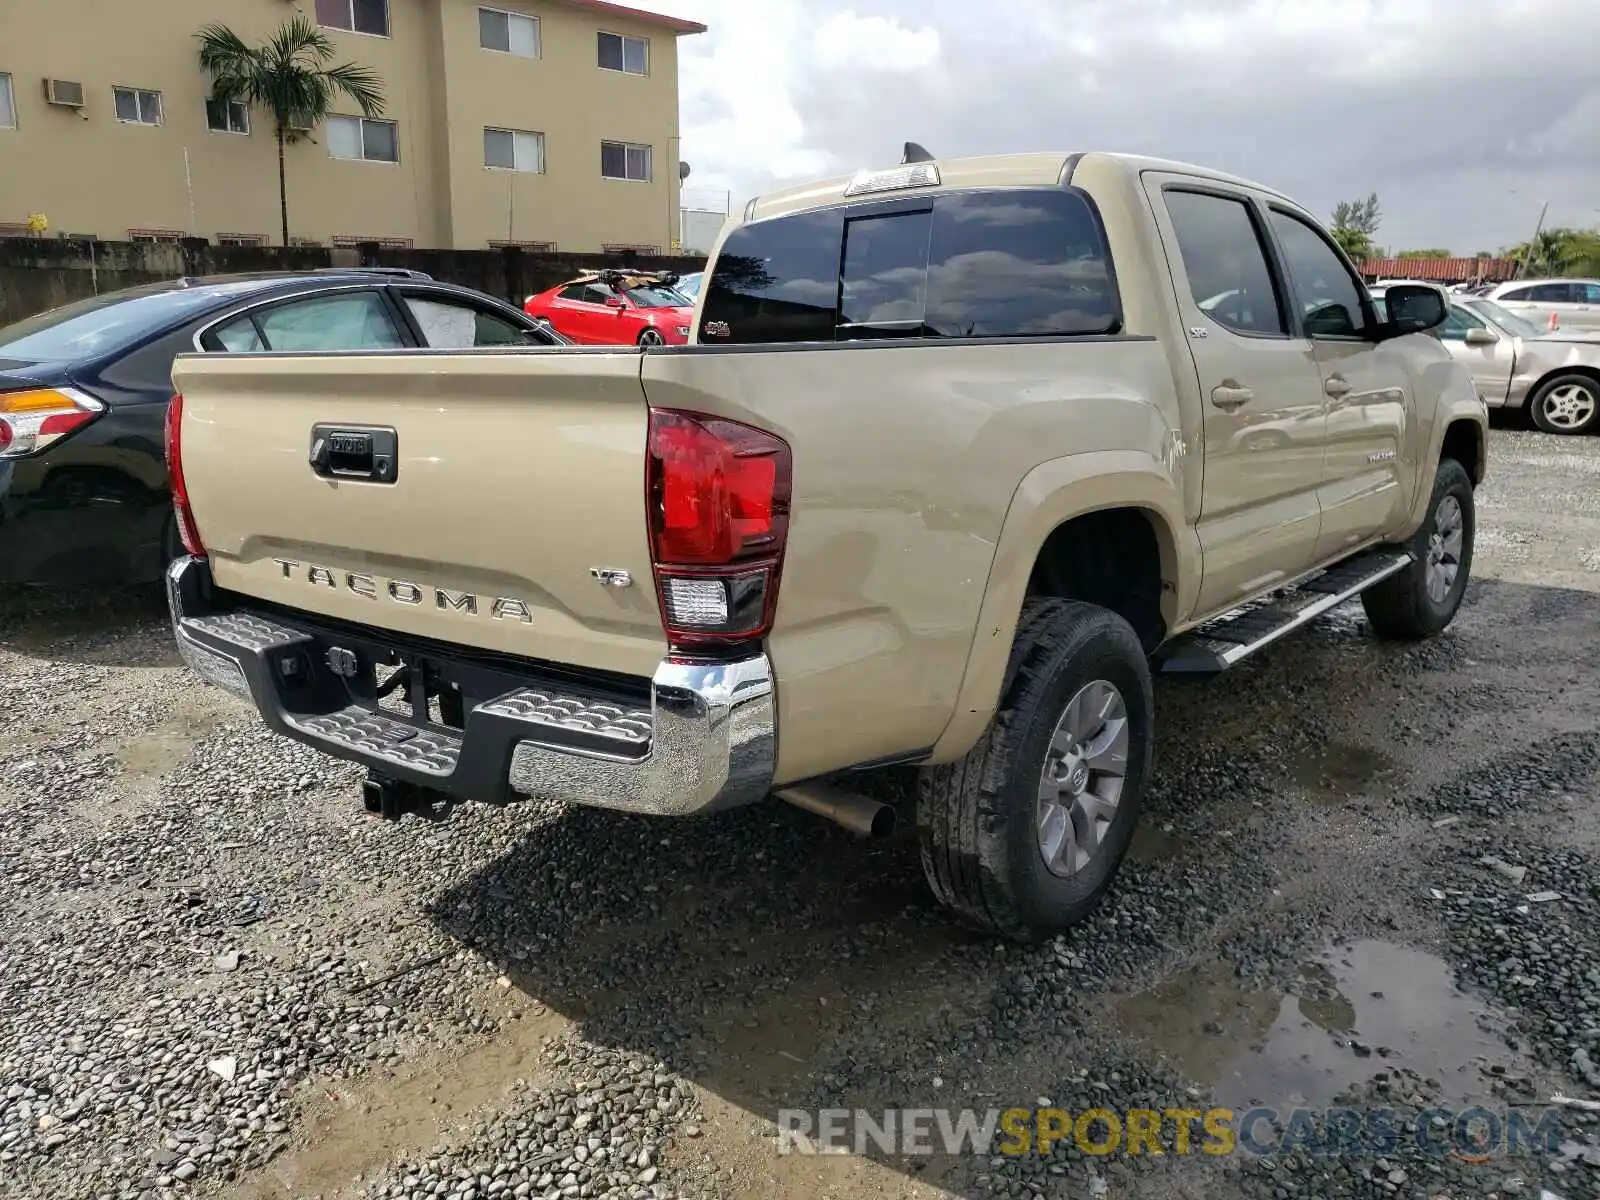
0, 269, 568, 586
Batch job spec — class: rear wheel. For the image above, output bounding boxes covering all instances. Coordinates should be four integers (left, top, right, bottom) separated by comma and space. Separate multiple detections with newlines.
1361, 457, 1474, 640
1528, 373, 1600, 435
638, 328, 664, 347
917, 599, 1153, 942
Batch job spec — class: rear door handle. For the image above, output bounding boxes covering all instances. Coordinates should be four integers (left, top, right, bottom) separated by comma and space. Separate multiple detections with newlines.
1210, 382, 1254, 410
1324, 375, 1352, 398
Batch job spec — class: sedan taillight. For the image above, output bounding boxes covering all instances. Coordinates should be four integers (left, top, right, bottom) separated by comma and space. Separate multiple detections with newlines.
0, 388, 105, 459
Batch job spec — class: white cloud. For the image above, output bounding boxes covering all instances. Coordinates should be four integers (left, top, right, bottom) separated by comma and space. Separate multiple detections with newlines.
627, 0, 1600, 252
811, 11, 941, 73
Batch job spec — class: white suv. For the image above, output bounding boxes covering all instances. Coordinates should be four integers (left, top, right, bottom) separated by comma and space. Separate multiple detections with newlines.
1484, 278, 1600, 332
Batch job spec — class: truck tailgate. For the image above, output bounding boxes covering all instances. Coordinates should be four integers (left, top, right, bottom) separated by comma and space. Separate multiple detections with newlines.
169, 349, 667, 679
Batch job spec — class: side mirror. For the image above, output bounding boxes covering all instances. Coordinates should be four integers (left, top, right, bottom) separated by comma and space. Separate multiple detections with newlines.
1463, 327, 1498, 346
604, 296, 626, 310
1379, 284, 1448, 337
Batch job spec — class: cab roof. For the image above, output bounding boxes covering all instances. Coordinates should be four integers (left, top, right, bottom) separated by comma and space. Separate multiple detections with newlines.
742, 150, 1295, 224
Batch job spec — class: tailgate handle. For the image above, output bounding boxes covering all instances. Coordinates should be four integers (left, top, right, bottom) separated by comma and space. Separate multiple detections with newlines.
309, 425, 398, 483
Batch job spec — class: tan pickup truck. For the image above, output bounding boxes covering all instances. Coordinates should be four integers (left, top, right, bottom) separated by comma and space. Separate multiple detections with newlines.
165, 150, 1487, 942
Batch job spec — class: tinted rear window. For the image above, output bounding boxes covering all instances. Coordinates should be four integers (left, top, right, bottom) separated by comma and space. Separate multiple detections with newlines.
700, 208, 844, 344
0, 281, 269, 362
701, 188, 1118, 344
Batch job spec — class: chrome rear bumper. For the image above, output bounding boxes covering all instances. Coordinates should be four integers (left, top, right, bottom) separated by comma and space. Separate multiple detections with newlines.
166, 556, 775, 816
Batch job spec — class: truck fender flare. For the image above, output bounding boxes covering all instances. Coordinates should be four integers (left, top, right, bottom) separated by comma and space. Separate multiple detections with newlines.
1404, 384, 1488, 533
925, 449, 1193, 765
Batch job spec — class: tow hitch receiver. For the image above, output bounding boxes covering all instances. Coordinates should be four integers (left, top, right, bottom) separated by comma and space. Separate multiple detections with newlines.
361, 770, 452, 822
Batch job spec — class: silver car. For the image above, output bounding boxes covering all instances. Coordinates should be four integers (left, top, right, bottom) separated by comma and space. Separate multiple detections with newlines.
1371, 288, 1600, 435
1483, 277, 1600, 333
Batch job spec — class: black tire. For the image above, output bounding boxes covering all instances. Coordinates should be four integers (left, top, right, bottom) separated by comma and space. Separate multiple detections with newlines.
1527, 373, 1600, 436
917, 599, 1154, 942
1361, 457, 1474, 640
638, 328, 664, 347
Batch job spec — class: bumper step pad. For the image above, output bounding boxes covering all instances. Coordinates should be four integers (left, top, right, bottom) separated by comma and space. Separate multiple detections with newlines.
284, 706, 462, 776
478, 689, 652, 755
1157, 548, 1414, 674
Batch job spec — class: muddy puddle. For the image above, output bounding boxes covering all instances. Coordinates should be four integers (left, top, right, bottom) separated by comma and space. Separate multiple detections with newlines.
1116, 940, 1517, 1110
1288, 741, 1403, 803
1127, 822, 1197, 865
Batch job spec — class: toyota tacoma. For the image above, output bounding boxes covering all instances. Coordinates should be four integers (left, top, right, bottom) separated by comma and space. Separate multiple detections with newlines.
164, 149, 1487, 941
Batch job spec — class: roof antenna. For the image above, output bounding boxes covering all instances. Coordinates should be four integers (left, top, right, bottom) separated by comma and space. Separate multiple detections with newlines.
901, 141, 935, 164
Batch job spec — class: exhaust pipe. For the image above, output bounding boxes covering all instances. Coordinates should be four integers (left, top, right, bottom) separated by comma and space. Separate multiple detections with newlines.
777, 782, 896, 839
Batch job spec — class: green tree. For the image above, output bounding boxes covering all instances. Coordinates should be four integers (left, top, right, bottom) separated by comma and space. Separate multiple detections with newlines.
1509, 227, 1600, 277
1392, 248, 1452, 259
197, 17, 385, 246
1330, 193, 1382, 261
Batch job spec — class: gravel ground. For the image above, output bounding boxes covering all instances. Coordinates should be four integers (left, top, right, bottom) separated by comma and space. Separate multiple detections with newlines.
2, 421, 1599, 1200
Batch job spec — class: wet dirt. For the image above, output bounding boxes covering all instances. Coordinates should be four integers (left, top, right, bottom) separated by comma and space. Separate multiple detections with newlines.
1128, 821, 1199, 865
1116, 939, 1522, 1111
234, 999, 572, 1200
1288, 742, 1403, 804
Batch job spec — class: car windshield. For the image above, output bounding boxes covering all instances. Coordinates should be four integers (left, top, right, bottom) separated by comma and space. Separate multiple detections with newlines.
0, 281, 264, 361
624, 285, 690, 308
1460, 298, 1544, 339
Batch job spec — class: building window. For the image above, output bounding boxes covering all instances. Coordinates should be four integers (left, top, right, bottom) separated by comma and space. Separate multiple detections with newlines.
316, 0, 389, 36
217, 233, 267, 246
206, 98, 250, 135
113, 87, 163, 126
0, 74, 15, 129
602, 243, 659, 256
484, 127, 544, 173
327, 115, 398, 163
479, 8, 540, 57
601, 141, 651, 182
598, 31, 648, 74
489, 239, 556, 251
128, 228, 185, 244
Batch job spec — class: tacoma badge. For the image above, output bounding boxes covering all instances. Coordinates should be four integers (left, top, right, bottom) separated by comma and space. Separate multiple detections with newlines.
273, 559, 534, 623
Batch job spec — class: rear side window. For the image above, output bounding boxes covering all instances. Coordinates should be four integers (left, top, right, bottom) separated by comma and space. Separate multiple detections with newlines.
1529, 283, 1577, 303
209, 292, 405, 352
1162, 190, 1286, 336
700, 188, 1118, 344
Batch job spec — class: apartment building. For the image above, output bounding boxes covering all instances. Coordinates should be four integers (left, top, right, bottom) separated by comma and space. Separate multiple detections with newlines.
0, 0, 704, 251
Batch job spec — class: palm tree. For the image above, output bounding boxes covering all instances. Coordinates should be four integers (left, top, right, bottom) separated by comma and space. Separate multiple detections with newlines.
197, 17, 385, 246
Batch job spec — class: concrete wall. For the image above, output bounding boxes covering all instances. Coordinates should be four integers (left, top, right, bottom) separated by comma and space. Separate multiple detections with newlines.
0, 238, 706, 325
0, 0, 697, 250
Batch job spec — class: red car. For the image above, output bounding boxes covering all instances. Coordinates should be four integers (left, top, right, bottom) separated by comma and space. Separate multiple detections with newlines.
524, 269, 696, 347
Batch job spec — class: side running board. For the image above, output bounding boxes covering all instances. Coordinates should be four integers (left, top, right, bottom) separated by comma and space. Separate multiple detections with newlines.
1157, 548, 1414, 674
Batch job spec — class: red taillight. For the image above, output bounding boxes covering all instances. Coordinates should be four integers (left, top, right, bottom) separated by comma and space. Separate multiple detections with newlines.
165, 393, 206, 558
646, 409, 791, 648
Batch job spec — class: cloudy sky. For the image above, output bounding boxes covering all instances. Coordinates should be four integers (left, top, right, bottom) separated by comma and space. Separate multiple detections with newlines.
625, 0, 1599, 256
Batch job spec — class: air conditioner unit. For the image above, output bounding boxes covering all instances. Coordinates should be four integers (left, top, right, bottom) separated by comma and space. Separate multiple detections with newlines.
287, 113, 314, 132
44, 79, 86, 107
